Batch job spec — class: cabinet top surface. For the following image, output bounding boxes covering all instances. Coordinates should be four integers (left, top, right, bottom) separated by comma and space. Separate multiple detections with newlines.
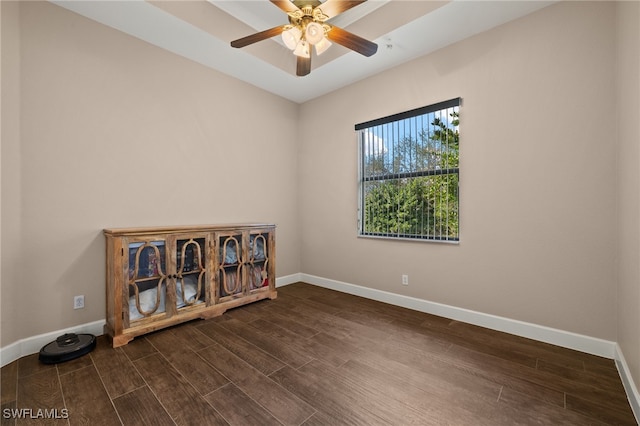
104, 223, 275, 236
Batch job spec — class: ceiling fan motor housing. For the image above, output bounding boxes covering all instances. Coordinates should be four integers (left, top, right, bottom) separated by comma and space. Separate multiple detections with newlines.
293, 0, 323, 8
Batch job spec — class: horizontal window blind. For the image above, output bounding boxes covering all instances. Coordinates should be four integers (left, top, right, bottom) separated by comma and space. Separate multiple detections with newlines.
356, 98, 460, 242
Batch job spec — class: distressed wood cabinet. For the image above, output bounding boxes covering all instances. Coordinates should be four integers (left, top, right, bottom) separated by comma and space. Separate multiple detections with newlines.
104, 224, 276, 347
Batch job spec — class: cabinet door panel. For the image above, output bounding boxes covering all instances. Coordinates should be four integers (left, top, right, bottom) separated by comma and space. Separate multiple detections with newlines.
216, 233, 245, 300
174, 235, 208, 309
248, 232, 270, 290
126, 239, 170, 325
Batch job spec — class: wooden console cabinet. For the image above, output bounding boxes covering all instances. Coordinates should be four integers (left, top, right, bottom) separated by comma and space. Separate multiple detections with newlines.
103, 224, 276, 347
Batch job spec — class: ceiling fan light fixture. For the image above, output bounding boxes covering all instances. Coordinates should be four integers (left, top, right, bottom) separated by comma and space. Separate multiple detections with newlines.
305, 21, 324, 45
293, 39, 310, 58
282, 26, 302, 50
230, 1, 378, 76
314, 36, 332, 56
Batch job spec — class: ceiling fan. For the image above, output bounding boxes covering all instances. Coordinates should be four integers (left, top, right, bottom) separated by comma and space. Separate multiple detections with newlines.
230, 0, 378, 77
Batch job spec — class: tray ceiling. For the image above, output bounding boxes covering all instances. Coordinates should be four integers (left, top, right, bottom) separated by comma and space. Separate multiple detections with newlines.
50, 0, 555, 103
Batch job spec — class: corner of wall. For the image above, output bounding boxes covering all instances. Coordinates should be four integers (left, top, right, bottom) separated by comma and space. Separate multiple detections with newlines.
616, 344, 640, 423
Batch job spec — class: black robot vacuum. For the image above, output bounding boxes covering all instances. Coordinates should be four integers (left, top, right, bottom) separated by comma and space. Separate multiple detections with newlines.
39, 333, 96, 364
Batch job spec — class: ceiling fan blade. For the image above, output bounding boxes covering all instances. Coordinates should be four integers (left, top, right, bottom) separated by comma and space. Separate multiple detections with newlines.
230, 26, 286, 49
297, 56, 311, 77
326, 26, 378, 57
270, 0, 300, 14
317, 0, 366, 19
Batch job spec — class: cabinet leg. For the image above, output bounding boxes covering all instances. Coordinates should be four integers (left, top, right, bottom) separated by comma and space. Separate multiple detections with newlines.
110, 334, 134, 348
200, 307, 226, 320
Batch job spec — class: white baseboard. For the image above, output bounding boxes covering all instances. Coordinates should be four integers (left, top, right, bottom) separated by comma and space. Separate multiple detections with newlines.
300, 273, 640, 421
0, 274, 302, 368
2, 272, 638, 422
615, 344, 640, 423
0, 273, 302, 367
0, 320, 104, 368
275, 273, 303, 288
300, 273, 616, 358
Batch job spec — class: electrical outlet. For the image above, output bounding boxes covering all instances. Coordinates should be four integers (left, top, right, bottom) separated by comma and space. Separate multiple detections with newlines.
402, 275, 409, 286
74, 295, 85, 310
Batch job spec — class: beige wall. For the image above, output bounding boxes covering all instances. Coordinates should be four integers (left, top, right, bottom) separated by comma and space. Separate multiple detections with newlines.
0, 1, 300, 347
1, 1, 22, 349
617, 0, 640, 393
299, 1, 618, 340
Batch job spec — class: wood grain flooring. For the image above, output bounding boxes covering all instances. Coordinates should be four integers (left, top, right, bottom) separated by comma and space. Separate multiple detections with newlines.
1, 282, 637, 425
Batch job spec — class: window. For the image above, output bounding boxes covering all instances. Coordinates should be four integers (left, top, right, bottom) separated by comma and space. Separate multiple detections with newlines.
356, 98, 460, 242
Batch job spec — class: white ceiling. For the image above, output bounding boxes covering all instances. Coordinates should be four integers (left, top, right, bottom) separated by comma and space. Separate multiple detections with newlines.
50, 0, 555, 103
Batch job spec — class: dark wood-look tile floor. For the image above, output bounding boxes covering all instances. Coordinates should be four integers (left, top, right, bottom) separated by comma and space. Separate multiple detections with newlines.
1, 282, 637, 425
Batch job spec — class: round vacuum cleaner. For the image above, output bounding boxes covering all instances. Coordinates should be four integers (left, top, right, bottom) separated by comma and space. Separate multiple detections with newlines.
39, 333, 96, 364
